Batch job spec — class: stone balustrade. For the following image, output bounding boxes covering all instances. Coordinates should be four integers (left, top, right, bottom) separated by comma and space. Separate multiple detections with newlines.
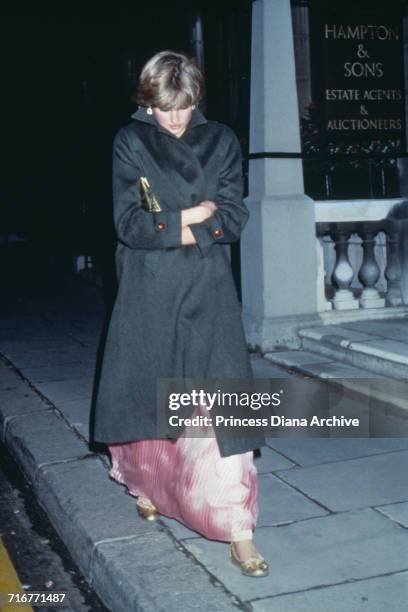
315, 199, 408, 312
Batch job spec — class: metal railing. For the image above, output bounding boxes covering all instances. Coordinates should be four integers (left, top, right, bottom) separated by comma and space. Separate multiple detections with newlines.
247, 151, 408, 200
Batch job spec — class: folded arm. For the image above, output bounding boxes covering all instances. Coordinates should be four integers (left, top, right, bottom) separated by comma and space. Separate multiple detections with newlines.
187, 128, 249, 257
112, 126, 246, 253
181, 201, 217, 246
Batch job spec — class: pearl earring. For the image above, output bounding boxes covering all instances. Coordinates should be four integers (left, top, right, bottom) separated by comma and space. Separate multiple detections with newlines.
192, 105, 196, 110
146, 107, 153, 115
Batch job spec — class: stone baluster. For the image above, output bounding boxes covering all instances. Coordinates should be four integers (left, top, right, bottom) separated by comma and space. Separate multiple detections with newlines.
385, 225, 402, 306
357, 227, 385, 308
330, 229, 359, 310
315, 227, 333, 312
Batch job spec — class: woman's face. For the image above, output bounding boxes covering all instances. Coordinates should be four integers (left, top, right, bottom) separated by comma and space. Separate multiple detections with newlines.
152, 106, 193, 138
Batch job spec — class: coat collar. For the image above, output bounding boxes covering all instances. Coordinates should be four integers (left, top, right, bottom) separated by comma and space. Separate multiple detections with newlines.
131, 106, 207, 137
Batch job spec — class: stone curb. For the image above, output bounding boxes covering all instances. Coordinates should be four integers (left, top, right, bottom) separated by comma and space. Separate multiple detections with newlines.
0, 357, 248, 612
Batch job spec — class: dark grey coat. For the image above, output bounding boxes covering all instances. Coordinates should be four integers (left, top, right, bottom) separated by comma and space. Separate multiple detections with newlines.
91, 107, 265, 456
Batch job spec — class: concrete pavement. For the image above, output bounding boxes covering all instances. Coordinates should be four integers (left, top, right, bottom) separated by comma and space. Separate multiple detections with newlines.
1, 276, 408, 611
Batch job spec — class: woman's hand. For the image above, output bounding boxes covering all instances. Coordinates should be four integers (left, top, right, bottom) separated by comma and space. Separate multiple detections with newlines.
181, 226, 197, 246
181, 200, 217, 227
200, 200, 217, 217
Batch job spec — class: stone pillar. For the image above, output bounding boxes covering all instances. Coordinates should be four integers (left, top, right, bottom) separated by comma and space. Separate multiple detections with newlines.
241, 0, 318, 351
399, 15, 408, 302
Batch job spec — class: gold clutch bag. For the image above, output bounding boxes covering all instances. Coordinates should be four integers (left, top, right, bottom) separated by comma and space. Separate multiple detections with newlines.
139, 176, 162, 212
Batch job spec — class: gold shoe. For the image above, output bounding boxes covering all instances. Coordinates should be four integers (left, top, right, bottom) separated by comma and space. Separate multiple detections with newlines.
230, 544, 269, 577
136, 498, 160, 521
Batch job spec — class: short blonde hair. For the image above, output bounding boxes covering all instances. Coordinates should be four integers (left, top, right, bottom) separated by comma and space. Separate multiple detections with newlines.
136, 50, 204, 110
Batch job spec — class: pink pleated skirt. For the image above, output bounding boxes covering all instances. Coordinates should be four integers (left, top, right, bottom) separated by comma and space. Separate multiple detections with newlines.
108, 435, 259, 542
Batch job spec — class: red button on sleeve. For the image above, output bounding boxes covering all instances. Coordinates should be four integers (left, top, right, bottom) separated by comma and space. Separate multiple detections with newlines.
156, 222, 167, 231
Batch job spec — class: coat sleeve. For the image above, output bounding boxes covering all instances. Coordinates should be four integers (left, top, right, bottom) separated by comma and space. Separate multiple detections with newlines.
112, 127, 182, 249
188, 126, 249, 257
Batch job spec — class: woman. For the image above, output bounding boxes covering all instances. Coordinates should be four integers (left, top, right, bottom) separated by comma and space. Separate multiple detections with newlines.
92, 50, 268, 577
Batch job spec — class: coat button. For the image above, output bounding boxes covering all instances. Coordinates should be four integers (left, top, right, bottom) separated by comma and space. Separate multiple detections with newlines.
156, 222, 166, 231
213, 227, 223, 238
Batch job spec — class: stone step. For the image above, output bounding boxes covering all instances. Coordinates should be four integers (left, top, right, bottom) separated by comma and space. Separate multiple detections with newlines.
298, 325, 408, 379
264, 349, 408, 416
